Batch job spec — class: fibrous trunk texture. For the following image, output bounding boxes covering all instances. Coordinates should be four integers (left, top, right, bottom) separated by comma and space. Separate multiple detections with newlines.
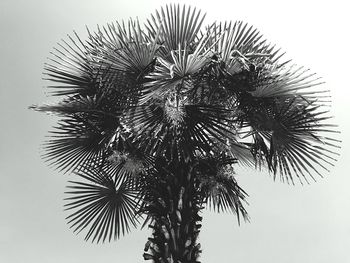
143, 161, 203, 263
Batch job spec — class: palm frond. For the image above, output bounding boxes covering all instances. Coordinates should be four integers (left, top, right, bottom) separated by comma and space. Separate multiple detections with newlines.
90, 19, 160, 77
205, 21, 278, 63
42, 113, 117, 173
140, 35, 212, 105
64, 167, 140, 243
244, 97, 340, 183
37, 63, 138, 173
226, 140, 255, 167
32, 95, 113, 116
146, 4, 206, 58
249, 63, 328, 102
196, 157, 249, 223
43, 32, 102, 97
122, 102, 242, 162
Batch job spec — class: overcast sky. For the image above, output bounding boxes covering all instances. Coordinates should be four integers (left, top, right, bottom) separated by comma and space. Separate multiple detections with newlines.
1, 0, 349, 262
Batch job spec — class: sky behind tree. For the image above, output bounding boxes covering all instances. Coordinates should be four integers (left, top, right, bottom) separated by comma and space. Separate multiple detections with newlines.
1, 0, 349, 262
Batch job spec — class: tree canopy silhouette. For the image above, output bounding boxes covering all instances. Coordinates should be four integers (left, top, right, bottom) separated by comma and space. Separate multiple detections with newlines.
31, 4, 340, 263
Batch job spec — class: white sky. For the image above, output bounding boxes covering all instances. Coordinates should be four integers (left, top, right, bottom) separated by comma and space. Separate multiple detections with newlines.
1, 0, 349, 262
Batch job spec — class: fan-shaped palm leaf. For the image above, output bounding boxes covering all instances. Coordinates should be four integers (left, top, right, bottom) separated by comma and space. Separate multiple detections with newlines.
140, 34, 213, 105
249, 63, 328, 102
43, 32, 105, 97
244, 97, 340, 183
90, 19, 160, 77
38, 91, 124, 173
146, 4, 206, 58
64, 167, 140, 243
205, 21, 280, 66
43, 115, 114, 173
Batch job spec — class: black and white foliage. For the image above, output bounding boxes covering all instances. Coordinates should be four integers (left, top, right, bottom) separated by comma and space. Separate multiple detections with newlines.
32, 4, 339, 263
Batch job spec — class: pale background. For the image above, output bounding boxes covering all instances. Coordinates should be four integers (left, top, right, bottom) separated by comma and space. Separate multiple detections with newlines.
1, 0, 349, 262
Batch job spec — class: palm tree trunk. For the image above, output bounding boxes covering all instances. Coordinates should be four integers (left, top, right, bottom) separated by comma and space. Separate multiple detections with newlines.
142, 161, 203, 263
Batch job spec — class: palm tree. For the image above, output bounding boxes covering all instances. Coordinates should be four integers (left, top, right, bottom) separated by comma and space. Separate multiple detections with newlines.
31, 4, 339, 263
